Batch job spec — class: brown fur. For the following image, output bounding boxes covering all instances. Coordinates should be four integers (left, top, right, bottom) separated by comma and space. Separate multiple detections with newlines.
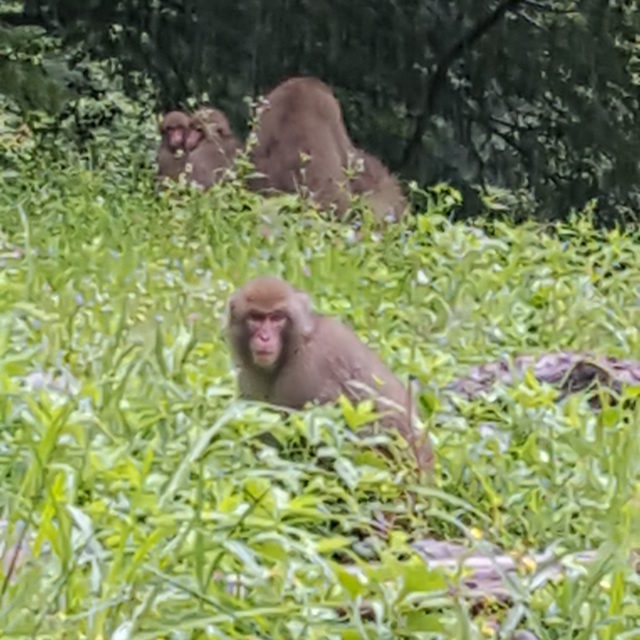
157, 110, 191, 182
186, 107, 242, 189
351, 151, 407, 222
250, 77, 405, 221
227, 276, 433, 470
158, 81, 407, 219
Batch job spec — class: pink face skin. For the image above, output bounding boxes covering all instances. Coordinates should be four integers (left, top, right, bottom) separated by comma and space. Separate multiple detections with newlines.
165, 126, 186, 151
247, 311, 287, 368
185, 127, 203, 151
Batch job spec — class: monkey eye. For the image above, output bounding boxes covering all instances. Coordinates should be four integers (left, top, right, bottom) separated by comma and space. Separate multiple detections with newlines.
248, 311, 267, 322
269, 311, 287, 323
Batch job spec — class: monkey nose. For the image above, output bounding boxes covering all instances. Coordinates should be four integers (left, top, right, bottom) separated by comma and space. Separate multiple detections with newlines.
255, 334, 273, 349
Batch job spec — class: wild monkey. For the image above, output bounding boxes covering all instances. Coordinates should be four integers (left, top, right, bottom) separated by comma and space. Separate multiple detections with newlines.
156, 110, 192, 182
185, 107, 242, 188
226, 276, 432, 470
250, 77, 406, 222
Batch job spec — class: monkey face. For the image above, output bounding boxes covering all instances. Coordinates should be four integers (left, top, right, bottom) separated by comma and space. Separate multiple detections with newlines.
185, 126, 203, 151
188, 109, 230, 151
160, 111, 191, 151
228, 276, 315, 375
246, 310, 288, 369
165, 126, 185, 150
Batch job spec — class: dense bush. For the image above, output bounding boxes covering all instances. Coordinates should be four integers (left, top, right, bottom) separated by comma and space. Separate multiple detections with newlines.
6, 0, 640, 222
0, 95, 638, 635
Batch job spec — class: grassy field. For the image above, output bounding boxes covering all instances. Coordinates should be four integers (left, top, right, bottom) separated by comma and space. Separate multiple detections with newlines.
0, 155, 639, 638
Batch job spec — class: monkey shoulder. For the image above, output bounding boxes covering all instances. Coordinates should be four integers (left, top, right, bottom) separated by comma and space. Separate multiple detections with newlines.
312, 317, 388, 381
323, 317, 407, 396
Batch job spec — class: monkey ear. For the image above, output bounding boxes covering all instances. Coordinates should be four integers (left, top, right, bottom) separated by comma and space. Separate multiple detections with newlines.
223, 295, 239, 329
291, 291, 315, 337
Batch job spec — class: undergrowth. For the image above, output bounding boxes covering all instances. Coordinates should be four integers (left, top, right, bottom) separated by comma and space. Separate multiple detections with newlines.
0, 136, 638, 638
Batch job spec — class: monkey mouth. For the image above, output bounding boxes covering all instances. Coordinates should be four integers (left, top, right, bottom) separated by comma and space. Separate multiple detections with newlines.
253, 350, 278, 368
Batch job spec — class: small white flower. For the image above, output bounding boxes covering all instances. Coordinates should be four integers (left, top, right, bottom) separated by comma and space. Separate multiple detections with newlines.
416, 270, 429, 285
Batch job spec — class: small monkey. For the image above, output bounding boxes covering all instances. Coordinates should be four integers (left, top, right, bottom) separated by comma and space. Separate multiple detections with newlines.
185, 107, 241, 189
226, 276, 433, 470
156, 110, 192, 182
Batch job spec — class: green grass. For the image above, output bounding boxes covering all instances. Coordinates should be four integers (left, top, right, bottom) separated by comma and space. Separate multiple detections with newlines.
0, 154, 638, 639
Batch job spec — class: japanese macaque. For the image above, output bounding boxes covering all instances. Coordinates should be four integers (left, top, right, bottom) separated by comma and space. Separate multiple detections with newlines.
250, 76, 406, 222
156, 107, 241, 189
226, 276, 433, 470
156, 110, 192, 182
185, 107, 242, 189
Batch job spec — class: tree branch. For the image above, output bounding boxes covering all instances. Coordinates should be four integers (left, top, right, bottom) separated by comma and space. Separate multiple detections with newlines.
400, 0, 526, 169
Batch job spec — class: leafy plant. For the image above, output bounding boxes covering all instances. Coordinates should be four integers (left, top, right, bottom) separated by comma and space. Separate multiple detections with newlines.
0, 113, 638, 636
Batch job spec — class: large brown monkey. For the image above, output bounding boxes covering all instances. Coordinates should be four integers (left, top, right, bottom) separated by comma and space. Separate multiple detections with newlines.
156, 111, 191, 182
185, 107, 241, 189
226, 276, 433, 470
250, 77, 406, 222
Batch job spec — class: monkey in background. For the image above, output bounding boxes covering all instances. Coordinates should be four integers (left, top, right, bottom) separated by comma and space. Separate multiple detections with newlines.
226, 276, 432, 471
156, 107, 240, 189
185, 107, 242, 189
249, 77, 407, 222
156, 110, 192, 183
249, 77, 354, 215
156, 78, 407, 221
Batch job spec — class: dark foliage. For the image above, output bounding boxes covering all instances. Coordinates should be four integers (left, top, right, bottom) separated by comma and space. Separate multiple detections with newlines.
2, 0, 640, 223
